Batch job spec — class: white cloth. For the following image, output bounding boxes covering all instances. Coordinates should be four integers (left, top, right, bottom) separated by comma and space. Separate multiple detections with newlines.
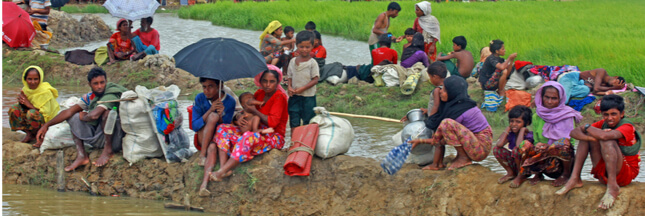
416, 1, 441, 43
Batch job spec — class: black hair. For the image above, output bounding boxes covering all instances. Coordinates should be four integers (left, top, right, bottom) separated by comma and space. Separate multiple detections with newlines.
305, 21, 316, 31
387, 2, 401, 11
87, 67, 107, 82
261, 70, 281, 81
508, 105, 532, 126
284, 26, 295, 34
295, 30, 315, 45
199, 77, 222, 86
541, 85, 559, 99
313, 30, 321, 40
616, 76, 625, 84
378, 33, 391, 48
600, 94, 625, 113
143, 17, 153, 25
452, 36, 467, 49
238, 92, 254, 104
490, 39, 504, 54
426, 61, 447, 78
23, 68, 39, 80
404, 28, 415, 36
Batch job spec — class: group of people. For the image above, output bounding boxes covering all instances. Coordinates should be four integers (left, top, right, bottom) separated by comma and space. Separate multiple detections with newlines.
106, 17, 161, 65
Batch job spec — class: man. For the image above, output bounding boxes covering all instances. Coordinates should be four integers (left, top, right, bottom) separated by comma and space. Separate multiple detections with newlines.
557, 95, 641, 209
132, 17, 161, 59
191, 78, 236, 167
37, 68, 128, 171
368, 2, 402, 61
579, 68, 625, 95
27, 0, 51, 31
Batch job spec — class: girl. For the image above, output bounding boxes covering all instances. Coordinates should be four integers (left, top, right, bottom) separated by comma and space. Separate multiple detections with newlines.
494, 105, 534, 184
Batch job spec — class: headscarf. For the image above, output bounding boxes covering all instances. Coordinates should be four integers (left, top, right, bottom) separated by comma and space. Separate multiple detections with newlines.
21, 66, 60, 122
425, 76, 476, 131
254, 64, 288, 99
116, 18, 128, 31
535, 81, 583, 144
415, 1, 441, 43
479, 47, 492, 63
401, 32, 425, 61
259, 20, 282, 48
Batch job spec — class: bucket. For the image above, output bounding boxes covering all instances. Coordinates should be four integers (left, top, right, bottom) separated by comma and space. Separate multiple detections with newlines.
405, 109, 425, 122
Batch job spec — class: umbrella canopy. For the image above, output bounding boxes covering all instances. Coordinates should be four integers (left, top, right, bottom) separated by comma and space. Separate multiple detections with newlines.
2, 2, 36, 48
103, 0, 160, 21
174, 38, 268, 81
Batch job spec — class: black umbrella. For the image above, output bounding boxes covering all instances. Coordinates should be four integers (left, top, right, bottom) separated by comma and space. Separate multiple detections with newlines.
174, 38, 268, 82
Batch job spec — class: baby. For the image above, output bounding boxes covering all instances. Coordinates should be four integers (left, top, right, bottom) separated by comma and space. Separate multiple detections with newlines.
235, 92, 273, 134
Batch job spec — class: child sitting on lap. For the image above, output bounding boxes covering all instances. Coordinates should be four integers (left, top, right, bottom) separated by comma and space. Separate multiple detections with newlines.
235, 92, 274, 134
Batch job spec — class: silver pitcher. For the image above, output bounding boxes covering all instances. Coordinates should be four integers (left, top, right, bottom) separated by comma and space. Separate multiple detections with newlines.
401, 109, 435, 165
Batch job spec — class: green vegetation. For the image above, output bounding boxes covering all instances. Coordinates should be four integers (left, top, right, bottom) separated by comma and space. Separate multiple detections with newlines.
178, 0, 645, 85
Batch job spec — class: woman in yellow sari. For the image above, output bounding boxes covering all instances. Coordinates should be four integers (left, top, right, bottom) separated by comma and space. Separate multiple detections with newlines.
8, 66, 60, 147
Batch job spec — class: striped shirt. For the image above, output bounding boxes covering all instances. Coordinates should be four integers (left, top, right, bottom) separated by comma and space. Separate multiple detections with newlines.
30, 0, 51, 26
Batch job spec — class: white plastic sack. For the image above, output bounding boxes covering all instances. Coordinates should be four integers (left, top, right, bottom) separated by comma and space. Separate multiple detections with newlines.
505, 71, 527, 90
120, 90, 163, 163
310, 107, 355, 159
39, 122, 75, 153
326, 76, 341, 85
382, 67, 400, 87
526, 75, 544, 89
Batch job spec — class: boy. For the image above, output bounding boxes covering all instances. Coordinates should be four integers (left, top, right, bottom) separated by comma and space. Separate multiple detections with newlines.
579, 68, 626, 95
311, 31, 327, 59
305, 21, 316, 31
558, 95, 641, 209
436, 36, 474, 78
494, 105, 534, 184
287, 31, 320, 128
281, 26, 296, 52
371, 33, 398, 65
401, 61, 447, 123
403, 28, 416, 49
235, 92, 274, 134
368, 2, 402, 61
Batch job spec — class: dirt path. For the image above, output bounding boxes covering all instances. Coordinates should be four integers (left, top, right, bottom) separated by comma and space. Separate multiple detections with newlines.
3, 128, 643, 215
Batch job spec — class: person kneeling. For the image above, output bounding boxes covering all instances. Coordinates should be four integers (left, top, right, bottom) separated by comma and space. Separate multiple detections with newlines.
557, 95, 641, 210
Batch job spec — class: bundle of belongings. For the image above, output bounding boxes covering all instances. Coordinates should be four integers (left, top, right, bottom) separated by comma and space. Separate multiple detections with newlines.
369, 62, 430, 95
64, 46, 110, 66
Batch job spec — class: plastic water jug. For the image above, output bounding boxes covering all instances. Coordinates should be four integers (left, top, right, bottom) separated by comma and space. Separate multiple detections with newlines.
104, 107, 118, 135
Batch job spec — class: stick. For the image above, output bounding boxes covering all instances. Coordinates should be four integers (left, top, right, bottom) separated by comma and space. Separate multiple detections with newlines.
97, 97, 138, 104
163, 203, 205, 212
327, 111, 400, 123
56, 150, 65, 192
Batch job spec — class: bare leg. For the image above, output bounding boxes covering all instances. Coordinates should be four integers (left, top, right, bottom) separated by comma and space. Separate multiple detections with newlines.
22, 130, 35, 144
598, 140, 623, 209
250, 116, 261, 133
557, 140, 594, 195
94, 111, 113, 167
65, 131, 90, 172
448, 146, 473, 170
510, 174, 528, 188
530, 173, 544, 185
553, 159, 572, 187
422, 145, 445, 170
199, 144, 219, 196
107, 46, 117, 65
495, 147, 517, 184
218, 147, 228, 169
497, 69, 510, 97
210, 157, 239, 181
199, 113, 220, 166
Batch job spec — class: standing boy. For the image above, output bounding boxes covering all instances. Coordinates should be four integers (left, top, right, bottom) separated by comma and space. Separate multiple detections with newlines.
368, 2, 401, 61
287, 31, 320, 128
305, 21, 316, 32
558, 95, 640, 209
436, 36, 474, 78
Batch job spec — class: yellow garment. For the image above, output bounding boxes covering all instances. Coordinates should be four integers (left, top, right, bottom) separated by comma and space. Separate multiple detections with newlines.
21, 66, 60, 122
31, 21, 52, 48
259, 20, 281, 48
95, 46, 109, 66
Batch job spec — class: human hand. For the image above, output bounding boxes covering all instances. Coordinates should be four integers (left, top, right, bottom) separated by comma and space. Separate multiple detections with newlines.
287, 87, 296, 97
36, 125, 48, 144
420, 108, 428, 115
437, 52, 443, 57
509, 53, 518, 59
400, 116, 408, 123
260, 128, 275, 134
79, 112, 87, 121
409, 139, 424, 149
535, 142, 548, 153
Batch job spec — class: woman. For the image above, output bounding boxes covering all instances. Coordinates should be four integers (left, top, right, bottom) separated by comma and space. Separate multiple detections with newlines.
107, 19, 137, 65
260, 20, 295, 66
198, 70, 288, 196
413, 1, 440, 62
400, 32, 430, 68
510, 81, 582, 188
8, 66, 60, 147
410, 76, 493, 170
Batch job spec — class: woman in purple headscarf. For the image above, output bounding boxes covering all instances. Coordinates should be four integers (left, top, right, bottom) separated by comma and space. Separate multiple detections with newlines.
510, 81, 583, 188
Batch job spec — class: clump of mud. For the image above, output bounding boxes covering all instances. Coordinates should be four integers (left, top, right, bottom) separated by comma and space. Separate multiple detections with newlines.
47, 11, 112, 49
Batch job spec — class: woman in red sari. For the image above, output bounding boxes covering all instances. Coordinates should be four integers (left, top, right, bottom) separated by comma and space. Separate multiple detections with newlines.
413, 1, 441, 62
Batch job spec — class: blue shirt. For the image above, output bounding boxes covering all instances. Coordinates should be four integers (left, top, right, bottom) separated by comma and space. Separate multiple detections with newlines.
191, 93, 236, 132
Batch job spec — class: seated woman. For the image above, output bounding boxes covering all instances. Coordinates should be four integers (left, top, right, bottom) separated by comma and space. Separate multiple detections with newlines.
510, 81, 583, 188
8, 66, 60, 147
409, 76, 493, 170
198, 70, 288, 196
107, 19, 138, 65
400, 33, 429, 68
260, 20, 295, 67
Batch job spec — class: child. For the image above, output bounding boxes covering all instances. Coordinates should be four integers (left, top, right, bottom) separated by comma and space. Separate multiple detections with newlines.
235, 92, 274, 134
479, 40, 517, 112
494, 105, 534, 184
471, 46, 492, 78
281, 26, 296, 52
287, 31, 320, 128
371, 33, 398, 65
305, 21, 316, 31
403, 28, 416, 49
436, 36, 474, 78
311, 31, 327, 59
401, 61, 447, 122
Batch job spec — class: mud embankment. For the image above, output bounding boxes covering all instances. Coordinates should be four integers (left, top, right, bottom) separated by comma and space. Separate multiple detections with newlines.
2, 129, 644, 215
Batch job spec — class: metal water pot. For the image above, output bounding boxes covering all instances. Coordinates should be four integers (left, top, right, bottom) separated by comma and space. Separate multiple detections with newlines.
401, 109, 435, 165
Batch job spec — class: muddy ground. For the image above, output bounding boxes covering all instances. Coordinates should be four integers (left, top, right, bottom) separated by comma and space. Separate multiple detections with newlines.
2, 128, 643, 215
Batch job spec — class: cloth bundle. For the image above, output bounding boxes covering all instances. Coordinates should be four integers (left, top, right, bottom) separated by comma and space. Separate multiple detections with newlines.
568, 96, 596, 112
482, 90, 504, 112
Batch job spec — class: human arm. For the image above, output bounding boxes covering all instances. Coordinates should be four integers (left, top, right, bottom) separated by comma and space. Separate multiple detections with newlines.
246, 93, 286, 128
371, 14, 387, 35
496, 127, 511, 148
18, 91, 38, 110
515, 127, 528, 149
36, 104, 83, 143
429, 89, 441, 115
494, 53, 517, 70
151, 30, 161, 51
436, 52, 456, 61
28, 5, 50, 15
569, 125, 599, 142
80, 106, 107, 122
294, 77, 320, 95
586, 126, 624, 141
287, 78, 295, 97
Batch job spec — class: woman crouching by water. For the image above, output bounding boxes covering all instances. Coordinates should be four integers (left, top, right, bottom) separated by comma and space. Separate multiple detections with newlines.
198, 70, 288, 196
409, 76, 493, 170
510, 81, 582, 188
8, 66, 60, 147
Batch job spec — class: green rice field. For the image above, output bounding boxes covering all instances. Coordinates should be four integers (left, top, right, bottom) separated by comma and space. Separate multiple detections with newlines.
178, 0, 645, 86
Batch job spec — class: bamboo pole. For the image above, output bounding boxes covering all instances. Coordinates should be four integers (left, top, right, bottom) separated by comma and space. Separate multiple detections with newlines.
97, 97, 138, 104
327, 111, 401, 123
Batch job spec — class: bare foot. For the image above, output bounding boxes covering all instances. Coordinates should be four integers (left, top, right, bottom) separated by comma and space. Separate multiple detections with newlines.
421, 163, 445, 171
530, 173, 544, 185
555, 178, 583, 195
598, 187, 619, 209
497, 173, 516, 184
198, 188, 211, 197
198, 156, 206, 166
510, 175, 527, 188
551, 175, 568, 187
32, 138, 43, 148
107, 60, 115, 65
92, 150, 113, 167
498, 89, 506, 98
21, 132, 34, 143
209, 170, 233, 182
448, 157, 472, 171
64, 154, 90, 172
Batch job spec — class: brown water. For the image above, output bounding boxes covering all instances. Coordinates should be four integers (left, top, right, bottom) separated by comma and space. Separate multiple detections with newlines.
2, 184, 204, 215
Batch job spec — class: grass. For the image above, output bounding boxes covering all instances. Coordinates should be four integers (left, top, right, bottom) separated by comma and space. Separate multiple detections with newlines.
177, 0, 645, 86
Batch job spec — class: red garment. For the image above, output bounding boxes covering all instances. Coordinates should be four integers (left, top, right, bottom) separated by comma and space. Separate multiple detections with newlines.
413, 18, 422, 33
591, 155, 640, 186
414, 18, 438, 61
371, 47, 398, 65
591, 120, 637, 148
108, 32, 133, 53
514, 61, 533, 70
254, 89, 289, 137
133, 28, 160, 51
311, 45, 327, 59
